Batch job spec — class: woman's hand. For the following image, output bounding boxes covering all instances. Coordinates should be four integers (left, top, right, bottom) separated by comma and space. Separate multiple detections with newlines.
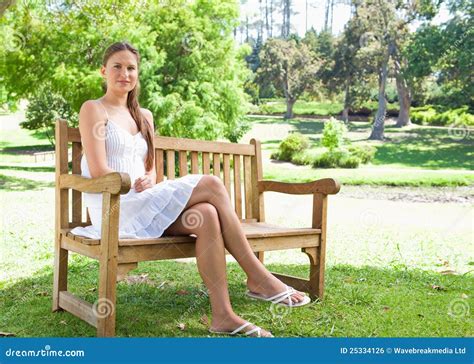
133, 175, 154, 192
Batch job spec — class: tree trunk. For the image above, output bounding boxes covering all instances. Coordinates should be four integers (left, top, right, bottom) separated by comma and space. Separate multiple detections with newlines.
285, 97, 296, 119
369, 59, 388, 140
270, 0, 273, 37
342, 81, 350, 123
265, 0, 270, 38
394, 57, 411, 127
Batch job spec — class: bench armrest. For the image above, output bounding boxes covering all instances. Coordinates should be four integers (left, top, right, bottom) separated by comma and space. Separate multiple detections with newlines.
258, 178, 341, 195
59, 172, 131, 194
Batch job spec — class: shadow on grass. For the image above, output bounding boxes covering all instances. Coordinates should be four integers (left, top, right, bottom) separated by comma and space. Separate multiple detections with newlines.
0, 174, 55, 191
0, 165, 55, 172
1, 261, 471, 337
0, 144, 54, 155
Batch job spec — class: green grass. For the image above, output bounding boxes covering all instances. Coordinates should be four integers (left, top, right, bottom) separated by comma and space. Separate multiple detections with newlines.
256, 100, 400, 116
1, 261, 472, 337
1, 180, 472, 337
0, 127, 53, 164
247, 116, 473, 186
263, 165, 474, 187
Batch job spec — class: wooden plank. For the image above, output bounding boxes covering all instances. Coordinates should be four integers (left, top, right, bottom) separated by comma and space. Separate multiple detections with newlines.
60, 173, 130, 194
153, 135, 255, 156
243, 155, 252, 219
190, 152, 199, 174
179, 151, 187, 176
222, 154, 231, 196
213, 153, 220, 177
250, 139, 265, 222
71, 142, 82, 224
270, 273, 311, 294
119, 234, 319, 263
58, 291, 97, 327
155, 149, 164, 183
53, 119, 69, 312
311, 194, 328, 298
68, 128, 256, 155
202, 152, 210, 174
61, 233, 100, 260
166, 150, 175, 180
97, 192, 120, 337
233, 155, 242, 218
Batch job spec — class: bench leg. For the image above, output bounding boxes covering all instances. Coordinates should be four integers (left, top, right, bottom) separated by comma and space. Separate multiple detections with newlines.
96, 256, 118, 337
52, 245, 69, 311
254, 252, 264, 263
303, 246, 324, 300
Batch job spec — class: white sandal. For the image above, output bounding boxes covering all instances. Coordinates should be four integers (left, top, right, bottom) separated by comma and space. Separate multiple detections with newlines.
247, 285, 311, 307
209, 321, 273, 337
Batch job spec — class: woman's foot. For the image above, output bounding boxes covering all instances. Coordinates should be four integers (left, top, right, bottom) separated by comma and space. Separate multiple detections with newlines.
210, 312, 273, 337
247, 275, 307, 305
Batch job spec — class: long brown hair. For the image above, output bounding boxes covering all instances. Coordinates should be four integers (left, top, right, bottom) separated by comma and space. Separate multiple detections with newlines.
102, 41, 154, 171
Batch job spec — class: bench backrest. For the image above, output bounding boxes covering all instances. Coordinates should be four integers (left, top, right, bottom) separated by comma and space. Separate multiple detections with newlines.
55, 119, 265, 230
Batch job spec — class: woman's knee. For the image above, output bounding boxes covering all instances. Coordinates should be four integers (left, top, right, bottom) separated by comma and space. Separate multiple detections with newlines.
200, 175, 227, 196
183, 202, 220, 234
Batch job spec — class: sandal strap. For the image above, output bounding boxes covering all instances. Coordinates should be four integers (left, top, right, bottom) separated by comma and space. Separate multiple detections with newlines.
267, 286, 296, 302
231, 321, 252, 335
245, 326, 261, 337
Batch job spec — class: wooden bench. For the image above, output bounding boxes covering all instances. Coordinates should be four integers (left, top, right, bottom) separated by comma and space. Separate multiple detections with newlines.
52, 119, 341, 337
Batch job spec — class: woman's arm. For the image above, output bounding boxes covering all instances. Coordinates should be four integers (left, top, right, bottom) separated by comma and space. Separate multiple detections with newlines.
79, 100, 115, 178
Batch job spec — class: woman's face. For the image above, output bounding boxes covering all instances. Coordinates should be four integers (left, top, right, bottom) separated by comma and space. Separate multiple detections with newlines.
101, 50, 138, 94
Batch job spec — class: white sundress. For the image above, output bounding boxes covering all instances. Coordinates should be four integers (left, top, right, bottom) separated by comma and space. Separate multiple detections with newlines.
70, 103, 203, 239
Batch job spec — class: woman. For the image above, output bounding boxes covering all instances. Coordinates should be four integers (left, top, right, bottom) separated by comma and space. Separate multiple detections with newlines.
71, 42, 310, 338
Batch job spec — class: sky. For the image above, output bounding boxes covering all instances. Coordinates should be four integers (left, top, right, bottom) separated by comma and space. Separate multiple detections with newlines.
238, 0, 452, 38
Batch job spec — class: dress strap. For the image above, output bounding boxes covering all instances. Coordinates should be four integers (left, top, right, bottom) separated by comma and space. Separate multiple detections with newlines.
96, 100, 109, 122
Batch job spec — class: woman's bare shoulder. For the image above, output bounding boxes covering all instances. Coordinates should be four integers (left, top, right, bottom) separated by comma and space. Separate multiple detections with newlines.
140, 107, 154, 125
79, 100, 106, 125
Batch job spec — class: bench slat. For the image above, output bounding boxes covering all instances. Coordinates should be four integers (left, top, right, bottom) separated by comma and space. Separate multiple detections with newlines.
213, 153, 220, 177
233, 155, 242, 218
202, 152, 210, 174
166, 150, 175, 180
155, 149, 164, 183
223, 154, 231, 196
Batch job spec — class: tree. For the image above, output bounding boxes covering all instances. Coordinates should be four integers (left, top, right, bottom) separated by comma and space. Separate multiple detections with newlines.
257, 38, 319, 118
1, 0, 251, 142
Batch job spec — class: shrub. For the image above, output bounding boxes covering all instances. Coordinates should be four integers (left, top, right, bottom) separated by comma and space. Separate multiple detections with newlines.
272, 132, 310, 161
347, 145, 376, 164
411, 105, 474, 126
312, 148, 361, 169
321, 118, 348, 150
21, 89, 78, 146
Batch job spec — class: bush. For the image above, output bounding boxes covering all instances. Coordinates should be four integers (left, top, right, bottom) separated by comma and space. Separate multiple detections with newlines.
321, 118, 348, 150
347, 145, 376, 164
272, 132, 310, 161
21, 89, 78, 146
411, 105, 474, 126
312, 148, 361, 169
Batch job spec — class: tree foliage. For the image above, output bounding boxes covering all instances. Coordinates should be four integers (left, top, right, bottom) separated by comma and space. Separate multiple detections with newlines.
1, 0, 251, 142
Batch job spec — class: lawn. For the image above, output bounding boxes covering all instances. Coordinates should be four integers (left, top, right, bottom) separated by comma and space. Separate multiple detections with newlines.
0, 177, 472, 337
244, 116, 474, 187
0, 111, 472, 337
